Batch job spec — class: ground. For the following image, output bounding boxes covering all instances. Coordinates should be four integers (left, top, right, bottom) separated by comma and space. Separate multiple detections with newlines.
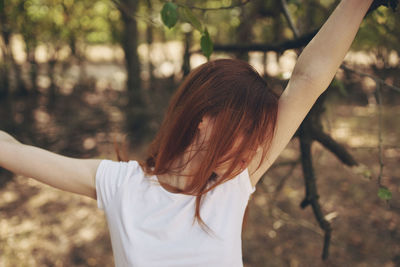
0, 86, 399, 267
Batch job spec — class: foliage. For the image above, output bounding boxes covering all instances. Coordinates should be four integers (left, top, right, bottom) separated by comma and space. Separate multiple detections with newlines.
369, 0, 398, 12
378, 186, 393, 200
354, 7, 400, 58
200, 29, 213, 59
3, 0, 121, 60
160, 2, 213, 60
2, 0, 398, 63
161, 2, 178, 28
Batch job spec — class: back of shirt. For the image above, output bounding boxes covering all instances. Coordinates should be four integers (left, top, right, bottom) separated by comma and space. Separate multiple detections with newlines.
96, 160, 256, 267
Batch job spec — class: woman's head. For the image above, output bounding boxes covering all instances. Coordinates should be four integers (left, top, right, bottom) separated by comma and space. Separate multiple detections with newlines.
145, 58, 278, 180
142, 58, 278, 228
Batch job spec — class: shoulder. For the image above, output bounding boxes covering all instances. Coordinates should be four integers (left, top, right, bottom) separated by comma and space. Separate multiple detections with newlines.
95, 159, 144, 210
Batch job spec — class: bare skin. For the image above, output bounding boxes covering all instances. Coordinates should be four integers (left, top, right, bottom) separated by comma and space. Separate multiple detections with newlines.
0, 0, 374, 197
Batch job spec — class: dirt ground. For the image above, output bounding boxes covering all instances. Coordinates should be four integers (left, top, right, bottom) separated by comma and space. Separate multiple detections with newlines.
0, 88, 399, 267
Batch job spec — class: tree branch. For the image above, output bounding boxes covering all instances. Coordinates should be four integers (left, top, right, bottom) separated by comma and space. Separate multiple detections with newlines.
375, 81, 385, 187
310, 126, 358, 166
175, 0, 251, 11
298, 128, 332, 260
211, 29, 318, 53
110, 0, 160, 26
279, 0, 300, 38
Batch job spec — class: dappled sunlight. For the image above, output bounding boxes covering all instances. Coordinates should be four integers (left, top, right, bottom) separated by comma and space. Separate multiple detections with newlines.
10, 35, 26, 63
348, 135, 378, 147
278, 143, 299, 159
83, 137, 97, 151
34, 109, 51, 125
0, 176, 111, 266
85, 45, 125, 62
139, 41, 184, 79
248, 51, 297, 78
7, 35, 308, 94
330, 105, 400, 148
1, 94, 399, 266
384, 148, 400, 158
345, 51, 400, 67
332, 127, 351, 139
332, 126, 379, 147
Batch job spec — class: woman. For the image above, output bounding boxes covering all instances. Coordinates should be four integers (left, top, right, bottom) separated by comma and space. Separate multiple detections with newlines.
0, 0, 375, 266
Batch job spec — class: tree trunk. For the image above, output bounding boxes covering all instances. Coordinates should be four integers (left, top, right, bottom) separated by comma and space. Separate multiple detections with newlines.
0, 0, 11, 97
118, 0, 149, 143
182, 32, 192, 77
235, 4, 255, 61
120, 0, 142, 105
145, 0, 155, 88
26, 39, 38, 94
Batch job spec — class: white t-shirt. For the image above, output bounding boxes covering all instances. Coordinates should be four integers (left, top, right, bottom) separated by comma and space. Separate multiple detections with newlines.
96, 160, 256, 267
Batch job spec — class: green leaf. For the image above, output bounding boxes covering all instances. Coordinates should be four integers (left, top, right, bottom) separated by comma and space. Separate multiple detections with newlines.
161, 2, 178, 29
0, 0, 4, 12
201, 29, 213, 60
179, 6, 203, 33
378, 187, 392, 200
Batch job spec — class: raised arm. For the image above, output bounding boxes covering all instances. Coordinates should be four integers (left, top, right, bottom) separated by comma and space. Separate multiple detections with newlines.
249, 0, 374, 185
0, 130, 101, 199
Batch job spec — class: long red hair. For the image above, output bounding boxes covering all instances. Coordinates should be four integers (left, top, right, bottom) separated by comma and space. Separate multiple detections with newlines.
133, 58, 279, 232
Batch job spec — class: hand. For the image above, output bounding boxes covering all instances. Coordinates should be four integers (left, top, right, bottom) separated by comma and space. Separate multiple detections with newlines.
368, 0, 398, 13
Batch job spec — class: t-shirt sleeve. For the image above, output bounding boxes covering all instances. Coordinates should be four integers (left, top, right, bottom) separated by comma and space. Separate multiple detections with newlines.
95, 160, 136, 210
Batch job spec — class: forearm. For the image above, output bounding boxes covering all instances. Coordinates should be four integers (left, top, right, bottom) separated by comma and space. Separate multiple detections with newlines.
0, 130, 99, 198
291, 0, 373, 92
0, 130, 21, 144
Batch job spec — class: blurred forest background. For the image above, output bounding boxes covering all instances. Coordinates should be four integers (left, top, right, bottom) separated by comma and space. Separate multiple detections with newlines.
0, 0, 399, 266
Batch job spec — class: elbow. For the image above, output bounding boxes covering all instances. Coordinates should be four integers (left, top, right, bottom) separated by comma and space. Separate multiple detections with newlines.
289, 68, 332, 98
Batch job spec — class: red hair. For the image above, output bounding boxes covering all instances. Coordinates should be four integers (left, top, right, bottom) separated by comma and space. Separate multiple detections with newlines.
138, 58, 279, 232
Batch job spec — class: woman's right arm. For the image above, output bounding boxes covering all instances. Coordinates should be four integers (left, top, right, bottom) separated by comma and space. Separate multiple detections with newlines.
0, 130, 102, 199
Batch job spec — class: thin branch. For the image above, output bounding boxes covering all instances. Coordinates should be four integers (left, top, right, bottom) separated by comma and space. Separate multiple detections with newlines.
175, 0, 251, 11
210, 29, 318, 53
270, 205, 324, 236
110, 0, 161, 27
375, 81, 384, 186
298, 130, 332, 260
310, 126, 358, 166
279, 0, 300, 38
269, 160, 300, 169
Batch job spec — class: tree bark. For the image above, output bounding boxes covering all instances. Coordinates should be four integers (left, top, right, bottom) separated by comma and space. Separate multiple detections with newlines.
298, 122, 332, 260
213, 29, 318, 53
0, 0, 10, 98
118, 0, 149, 143
120, 0, 142, 106
182, 32, 192, 77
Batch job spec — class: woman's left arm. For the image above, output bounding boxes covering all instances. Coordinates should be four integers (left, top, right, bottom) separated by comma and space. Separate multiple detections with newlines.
249, 0, 374, 185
